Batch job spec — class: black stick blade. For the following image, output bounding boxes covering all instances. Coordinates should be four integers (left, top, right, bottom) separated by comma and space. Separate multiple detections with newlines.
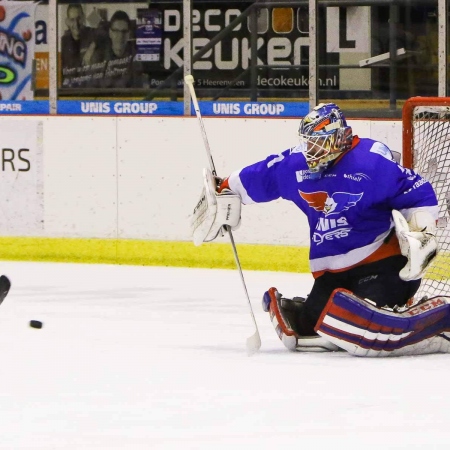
0, 276, 11, 305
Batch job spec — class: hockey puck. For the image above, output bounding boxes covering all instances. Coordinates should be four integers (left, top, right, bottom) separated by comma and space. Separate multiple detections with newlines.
29, 320, 43, 329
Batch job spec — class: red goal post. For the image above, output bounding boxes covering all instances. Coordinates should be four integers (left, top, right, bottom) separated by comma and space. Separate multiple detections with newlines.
402, 97, 450, 300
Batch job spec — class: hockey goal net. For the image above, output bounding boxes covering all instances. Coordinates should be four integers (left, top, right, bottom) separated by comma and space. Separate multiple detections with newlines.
403, 97, 450, 300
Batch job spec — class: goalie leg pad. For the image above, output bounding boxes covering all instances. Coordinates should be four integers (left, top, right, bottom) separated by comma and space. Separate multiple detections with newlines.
315, 288, 450, 356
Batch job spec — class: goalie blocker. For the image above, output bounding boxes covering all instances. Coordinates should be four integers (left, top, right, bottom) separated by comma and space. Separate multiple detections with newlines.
191, 168, 241, 246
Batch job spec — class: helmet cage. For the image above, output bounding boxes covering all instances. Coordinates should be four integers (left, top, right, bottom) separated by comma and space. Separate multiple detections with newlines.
298, 103, 353, 173
299, 124, 352, 173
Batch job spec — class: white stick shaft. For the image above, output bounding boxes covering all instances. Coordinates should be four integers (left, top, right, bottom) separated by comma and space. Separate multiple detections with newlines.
184, 75, 261, 355
226, 227, 262, 356
184, 76, 217, 176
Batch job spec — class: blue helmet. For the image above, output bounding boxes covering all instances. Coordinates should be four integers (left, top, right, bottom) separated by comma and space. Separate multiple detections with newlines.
298, 103, 353, 174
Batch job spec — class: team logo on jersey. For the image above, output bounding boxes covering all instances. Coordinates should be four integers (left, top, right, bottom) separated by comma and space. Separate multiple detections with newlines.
299, 190, 363, 216
313, 216, 352, 245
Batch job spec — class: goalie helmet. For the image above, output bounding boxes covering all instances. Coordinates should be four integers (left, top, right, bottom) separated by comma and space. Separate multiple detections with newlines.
298, 103, 353, 175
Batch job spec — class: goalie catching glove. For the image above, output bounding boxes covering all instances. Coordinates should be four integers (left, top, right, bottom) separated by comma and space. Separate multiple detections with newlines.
191, 168, 241, 246
392, 209, 438, 281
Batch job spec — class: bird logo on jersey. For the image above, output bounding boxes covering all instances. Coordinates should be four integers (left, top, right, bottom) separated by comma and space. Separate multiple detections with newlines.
299, 190, 363, 215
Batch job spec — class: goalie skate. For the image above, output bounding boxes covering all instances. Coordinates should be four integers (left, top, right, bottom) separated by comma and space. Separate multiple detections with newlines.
262, 287, 299, 350
262, 287, 339, 352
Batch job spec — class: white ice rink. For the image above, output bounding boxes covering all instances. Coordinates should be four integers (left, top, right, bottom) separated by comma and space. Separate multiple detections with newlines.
0, 260, 449, 449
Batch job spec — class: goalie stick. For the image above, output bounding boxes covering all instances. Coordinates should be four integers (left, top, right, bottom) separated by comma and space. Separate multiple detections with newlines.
184, 74, 261, 356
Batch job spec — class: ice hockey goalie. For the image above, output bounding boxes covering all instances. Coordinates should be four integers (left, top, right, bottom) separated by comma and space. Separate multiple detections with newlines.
216, 102, 444, 357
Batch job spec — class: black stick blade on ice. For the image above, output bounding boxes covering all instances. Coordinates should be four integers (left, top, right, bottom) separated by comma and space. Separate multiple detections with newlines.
0, 275, 11, 305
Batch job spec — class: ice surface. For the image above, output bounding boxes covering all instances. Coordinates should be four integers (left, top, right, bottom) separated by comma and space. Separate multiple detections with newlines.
0, 261, 449, 449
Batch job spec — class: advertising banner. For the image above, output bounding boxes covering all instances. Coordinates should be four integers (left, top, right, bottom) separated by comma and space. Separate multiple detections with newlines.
0, 1, 37, 100
0, 100, 47, 114
150, 1, 340, 95
135, 9, 162, 62
56, 100, 309, 117
59, 2, 149, 89
57, 100, 180, 115
31, 2, 372, 96
0, 120, 44, 235
0, 99, 309, 116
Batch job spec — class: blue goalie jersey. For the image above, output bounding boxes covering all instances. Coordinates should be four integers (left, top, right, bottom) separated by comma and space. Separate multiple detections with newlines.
227, 137, 439, 277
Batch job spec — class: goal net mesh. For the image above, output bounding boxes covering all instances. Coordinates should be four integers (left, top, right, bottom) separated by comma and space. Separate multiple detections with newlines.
404, 98, 450, 300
